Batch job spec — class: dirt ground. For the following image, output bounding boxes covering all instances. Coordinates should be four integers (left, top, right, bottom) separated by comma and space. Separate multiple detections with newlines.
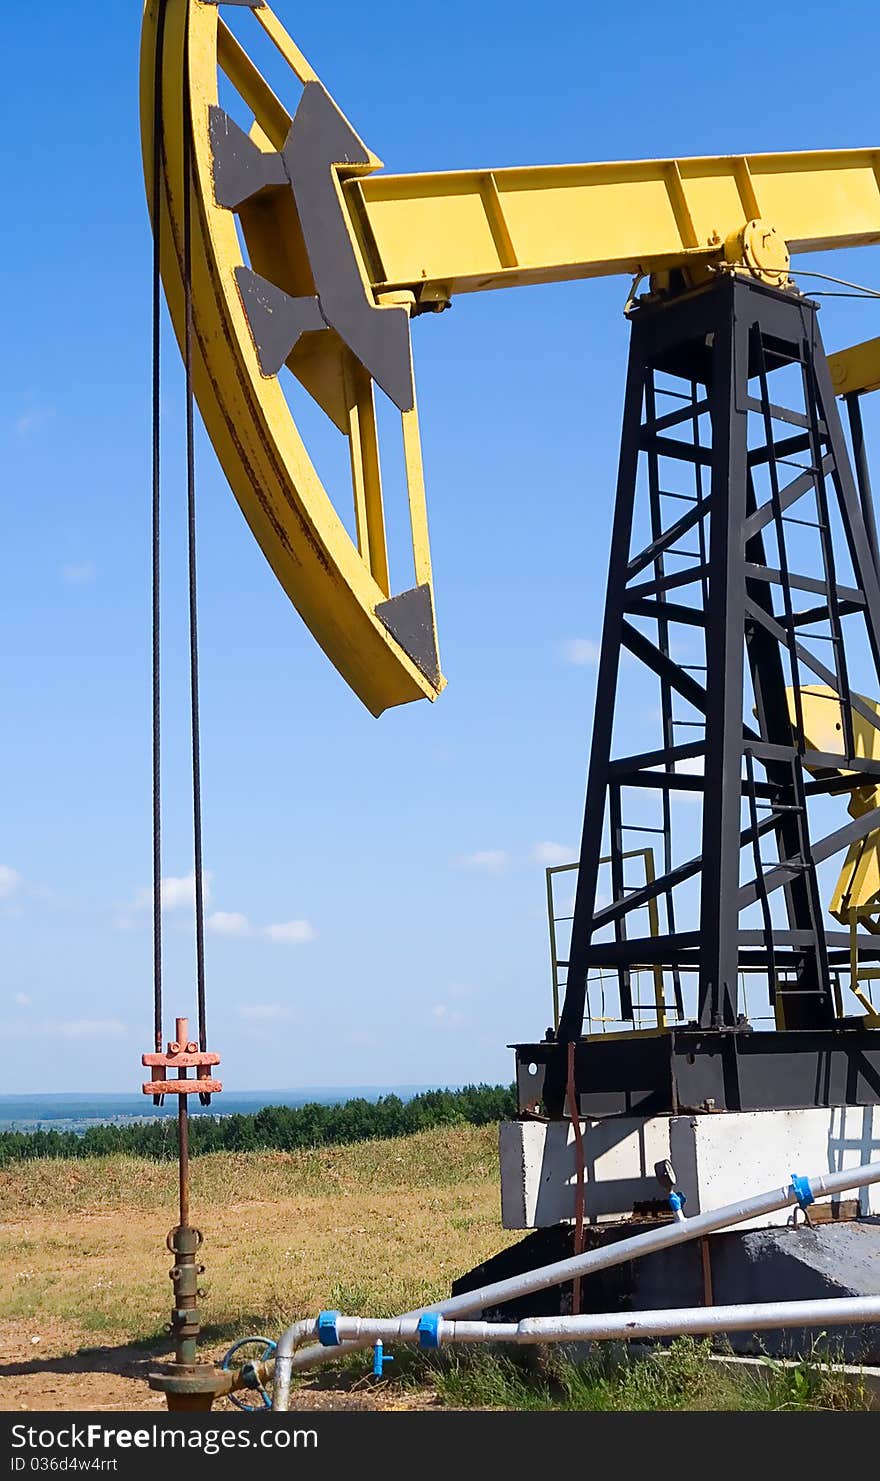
0, 1316, 437, 1411
1, 1317, 173, 1411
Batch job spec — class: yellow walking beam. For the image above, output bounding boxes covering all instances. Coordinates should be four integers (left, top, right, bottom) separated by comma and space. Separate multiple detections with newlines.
350, 150, 880, 304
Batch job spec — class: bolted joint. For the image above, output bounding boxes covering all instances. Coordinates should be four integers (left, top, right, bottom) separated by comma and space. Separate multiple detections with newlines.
171, 1309, 201, 1336
723, 218, 790, 288
171, 1266, 201, 1299
167, 1225, 203, 1257
148, 1363, 234, 1413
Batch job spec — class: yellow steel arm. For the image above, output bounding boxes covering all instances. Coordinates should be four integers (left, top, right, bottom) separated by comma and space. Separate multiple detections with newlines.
350, 150, 880, 305
828, 336, 880, 397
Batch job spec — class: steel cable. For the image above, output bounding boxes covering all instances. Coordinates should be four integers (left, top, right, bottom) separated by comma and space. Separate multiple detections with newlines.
150, 0, 209, 1078
150, 0, 168, 1059
181, 6, 209, 1061
785, 268, 880, 298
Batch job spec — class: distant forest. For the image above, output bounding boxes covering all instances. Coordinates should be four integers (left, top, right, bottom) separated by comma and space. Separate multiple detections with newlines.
0, 1084, 517, 1163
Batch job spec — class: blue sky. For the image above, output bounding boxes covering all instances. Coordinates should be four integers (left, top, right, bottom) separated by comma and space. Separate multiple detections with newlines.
3, 1, 880, 1093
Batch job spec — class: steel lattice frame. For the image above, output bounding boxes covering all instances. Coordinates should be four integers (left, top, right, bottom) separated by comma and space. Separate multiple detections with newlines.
518, 276, 880, 1117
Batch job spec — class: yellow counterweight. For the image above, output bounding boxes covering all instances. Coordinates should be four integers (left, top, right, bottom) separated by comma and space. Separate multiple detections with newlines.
143, 1, 880, 713
786, 685, 880, 926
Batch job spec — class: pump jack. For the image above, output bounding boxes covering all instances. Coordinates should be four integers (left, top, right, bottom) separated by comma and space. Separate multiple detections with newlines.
141, 0, 880, 1385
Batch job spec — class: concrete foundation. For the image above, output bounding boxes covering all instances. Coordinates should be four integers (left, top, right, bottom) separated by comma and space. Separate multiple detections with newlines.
472, 1107, 880, 1362
500, 1107, 880, 1229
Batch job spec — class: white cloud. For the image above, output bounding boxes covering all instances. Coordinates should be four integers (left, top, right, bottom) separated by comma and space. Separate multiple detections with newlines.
15, 406, 53, 438
559, 637, 601, 666
553, 887, 610, 918
666, 764, 702, 811
207, 911, 251, 937
0, 1018, 126, 1041
62, 561, 96, 585
51, 1018, 126, 1040
29, 884, 62, 904
237, 1002, 291, 1021
161, 872, 211, 912
123, 872, 213, 923
455, 850, 510, 875
0, 866, 22, 899
119, 880, 314, 945
642, 756, 704, 807
14, 992, 31, 1007
263, 919, 316, 944
447, 981, 474, 1000
531, 841, 575, 867
430, 1003, 464, 1028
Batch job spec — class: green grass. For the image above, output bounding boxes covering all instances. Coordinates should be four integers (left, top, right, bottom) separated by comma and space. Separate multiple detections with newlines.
1, 1130, 874, 1411
381, 1339, 873, 1412
0, 1124, 500, 1215
0, 1127, 518, 1353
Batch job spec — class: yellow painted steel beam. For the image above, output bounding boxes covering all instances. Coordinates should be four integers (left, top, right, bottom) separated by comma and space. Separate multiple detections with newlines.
828, 336, 880, 397
349, 150, 880, 302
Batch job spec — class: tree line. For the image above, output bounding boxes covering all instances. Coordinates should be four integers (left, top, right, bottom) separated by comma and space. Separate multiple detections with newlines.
0, 1084, 517, 1163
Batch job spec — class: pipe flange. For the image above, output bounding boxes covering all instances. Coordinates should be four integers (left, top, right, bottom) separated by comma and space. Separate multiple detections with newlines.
148, 1363, 234, 1411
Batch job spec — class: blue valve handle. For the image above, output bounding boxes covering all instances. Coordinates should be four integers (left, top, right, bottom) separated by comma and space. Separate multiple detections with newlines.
373, 1340, 394, 1377
221, 1336, 277, 1411
317, 1309, 342, 1346
417, 1313, 442, 1349
790, 1173, 815, 1209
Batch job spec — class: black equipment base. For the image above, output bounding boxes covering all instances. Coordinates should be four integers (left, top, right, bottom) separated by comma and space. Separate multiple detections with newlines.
514, 1024, 880, 1118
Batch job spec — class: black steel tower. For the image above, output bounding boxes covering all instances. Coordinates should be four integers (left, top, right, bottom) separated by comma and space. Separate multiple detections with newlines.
517, 274, 880, 1120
